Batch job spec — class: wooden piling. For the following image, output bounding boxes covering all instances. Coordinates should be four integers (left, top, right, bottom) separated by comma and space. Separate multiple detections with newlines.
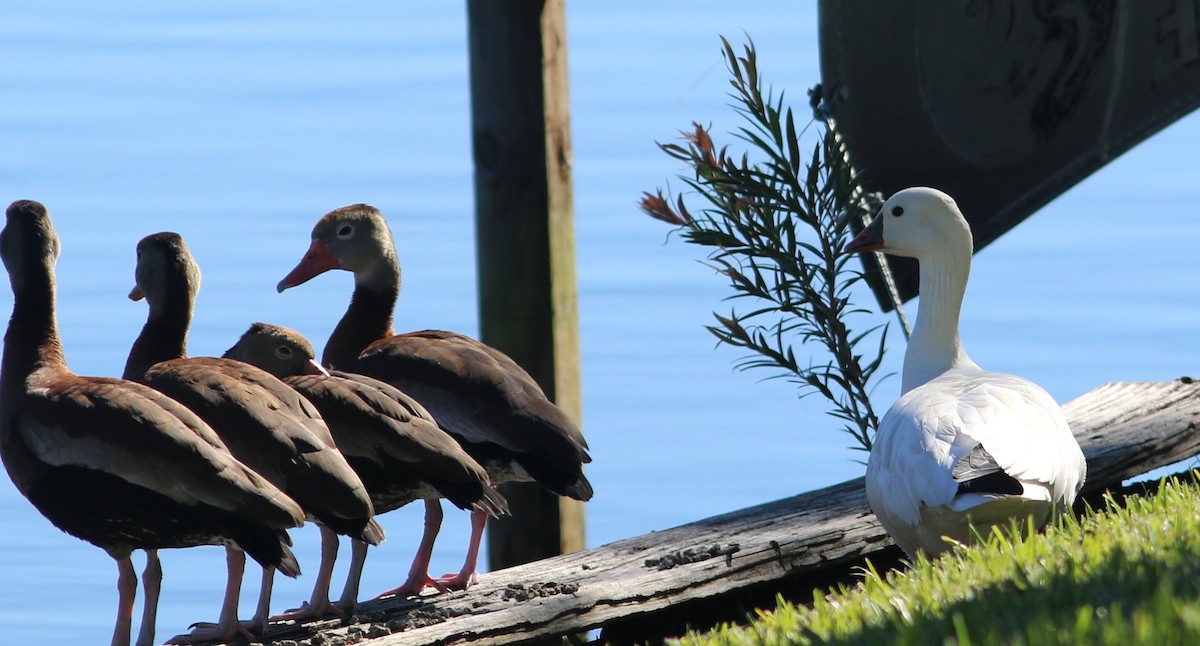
466, 0, 585, 569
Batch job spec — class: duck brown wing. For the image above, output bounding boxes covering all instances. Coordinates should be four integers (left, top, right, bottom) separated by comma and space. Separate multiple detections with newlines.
191, 356, 337, 451
286, 371, 507, 516
138, 358, 379, 544
354, 330, 592, 501
17, 375, 304, 571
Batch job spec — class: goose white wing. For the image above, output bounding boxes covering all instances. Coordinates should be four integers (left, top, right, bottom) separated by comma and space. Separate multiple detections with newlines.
866, 367, 1086, 554
949, 371, 1086, 505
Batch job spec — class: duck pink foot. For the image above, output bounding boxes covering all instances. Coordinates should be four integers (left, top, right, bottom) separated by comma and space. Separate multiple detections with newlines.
431, 569, 479, 591
376, 574, 450, 599
166, 618, 255, 644
272, 598, 345, 623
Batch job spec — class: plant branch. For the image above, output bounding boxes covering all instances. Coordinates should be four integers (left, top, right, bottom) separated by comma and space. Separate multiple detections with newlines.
639, 36, 886, 453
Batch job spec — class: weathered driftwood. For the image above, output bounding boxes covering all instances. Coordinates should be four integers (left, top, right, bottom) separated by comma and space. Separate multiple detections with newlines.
254, 379, 1200, 645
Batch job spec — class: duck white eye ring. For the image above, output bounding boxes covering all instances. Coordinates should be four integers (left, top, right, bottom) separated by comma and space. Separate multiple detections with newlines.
275, 345, 293, 360
891, 206, 904, 217
337, 224, 354, 239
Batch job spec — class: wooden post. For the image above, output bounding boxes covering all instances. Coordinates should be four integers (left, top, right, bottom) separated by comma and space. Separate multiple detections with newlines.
466, 0, 585, 569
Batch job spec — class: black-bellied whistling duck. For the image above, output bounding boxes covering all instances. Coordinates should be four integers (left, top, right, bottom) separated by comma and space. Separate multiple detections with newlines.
122, 232, 382, 638
0, 200, 305, 646
225, 322, 509, 607
277, 204, 592, 591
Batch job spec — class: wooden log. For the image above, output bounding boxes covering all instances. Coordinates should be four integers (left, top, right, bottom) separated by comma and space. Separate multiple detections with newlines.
256, 379, 1200, 645
466, 0, 586, 568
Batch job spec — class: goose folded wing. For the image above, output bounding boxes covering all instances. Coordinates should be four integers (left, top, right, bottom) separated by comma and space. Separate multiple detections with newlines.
948, 373, 1086, 504
951, 444, 1023, 495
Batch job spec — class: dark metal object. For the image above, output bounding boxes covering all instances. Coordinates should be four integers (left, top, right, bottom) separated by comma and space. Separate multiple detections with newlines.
821, 1, 1200, 308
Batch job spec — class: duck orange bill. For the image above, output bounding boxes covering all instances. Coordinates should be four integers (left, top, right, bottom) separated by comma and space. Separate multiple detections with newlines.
277, 240, 339, 293
844, 215, 885, 254
128, 285, 144, 301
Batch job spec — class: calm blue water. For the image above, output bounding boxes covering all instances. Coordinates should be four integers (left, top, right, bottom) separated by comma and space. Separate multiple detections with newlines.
2, 2, 1200, 643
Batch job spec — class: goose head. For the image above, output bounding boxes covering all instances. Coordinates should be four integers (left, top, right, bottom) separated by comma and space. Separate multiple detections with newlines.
276, 204, 397, 292
2, 200, 60, 292
129, 232, 200, 307
845, 187, 978, 392
224, 322, 328, 378
844, 187, 973, 261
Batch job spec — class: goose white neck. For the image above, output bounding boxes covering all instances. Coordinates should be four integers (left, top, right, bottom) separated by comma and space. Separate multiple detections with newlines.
901, 248, 978, 394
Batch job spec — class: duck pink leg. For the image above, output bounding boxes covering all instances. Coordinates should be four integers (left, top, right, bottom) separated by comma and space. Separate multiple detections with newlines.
168, 547, 254, 644
336, 539, 368, 612
432, 508, 487, 591
275, 526, 344, 621
377, 499, 449, 598
133, 550, 162, 646
111, 552, 137, 646
247, 566, 275, 637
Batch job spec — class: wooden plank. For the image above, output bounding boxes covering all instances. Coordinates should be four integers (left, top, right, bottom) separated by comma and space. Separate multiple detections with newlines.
257, 379, 1200, 645
465, 0, 586, 568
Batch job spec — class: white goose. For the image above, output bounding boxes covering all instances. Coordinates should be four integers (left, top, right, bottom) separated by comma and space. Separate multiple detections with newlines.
845, 187, 1086, 558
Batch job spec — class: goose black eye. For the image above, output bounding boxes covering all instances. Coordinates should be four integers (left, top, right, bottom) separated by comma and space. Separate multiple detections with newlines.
891, 206, 904, 217
337, 224, 354, 239
276, 345, 293, 359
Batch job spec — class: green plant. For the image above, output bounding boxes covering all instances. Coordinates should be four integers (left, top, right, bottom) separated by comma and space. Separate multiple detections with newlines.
675, 476, 1200, 645
639, 37, 886, 452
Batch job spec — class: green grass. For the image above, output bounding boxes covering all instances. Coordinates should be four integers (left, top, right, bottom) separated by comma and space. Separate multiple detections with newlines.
678, 478, 1200, 645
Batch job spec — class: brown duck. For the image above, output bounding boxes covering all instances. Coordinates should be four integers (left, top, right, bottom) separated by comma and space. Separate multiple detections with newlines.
226, 321, 509, 607
123, 232, 381, 638
0, 201, 304, 646
277, 204, 592, 591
